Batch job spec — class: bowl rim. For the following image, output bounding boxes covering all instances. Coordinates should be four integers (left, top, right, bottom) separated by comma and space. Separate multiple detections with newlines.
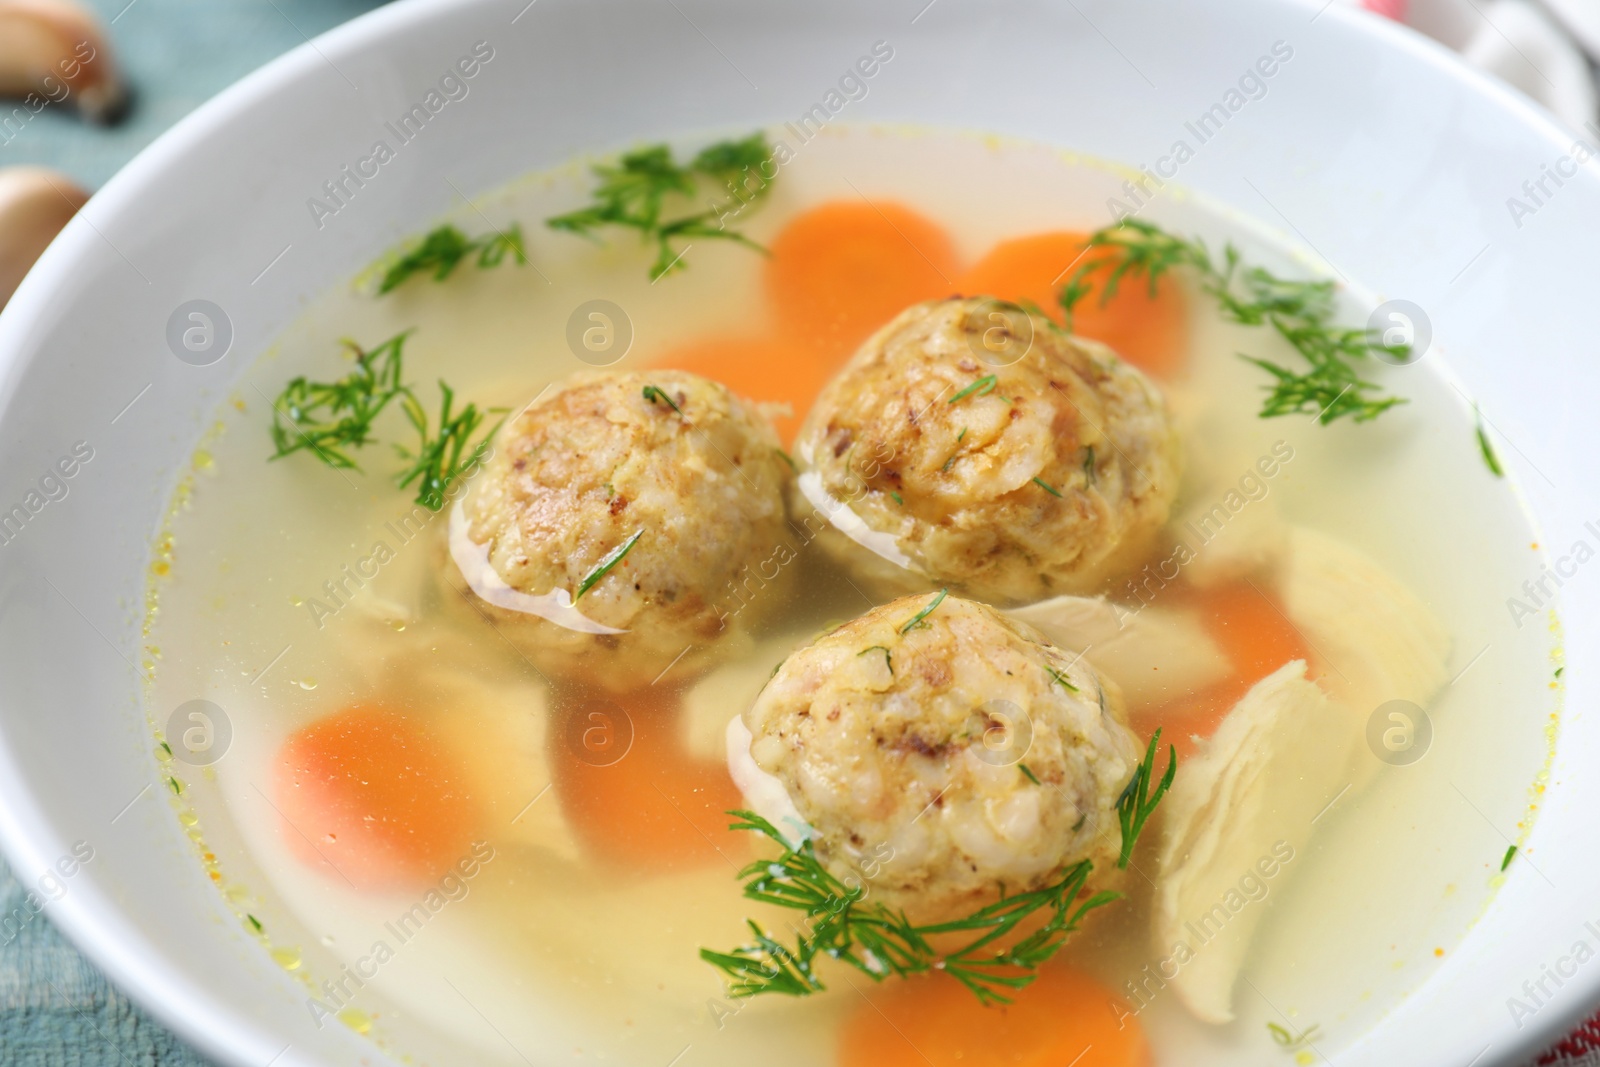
0, 0, 1596, 1064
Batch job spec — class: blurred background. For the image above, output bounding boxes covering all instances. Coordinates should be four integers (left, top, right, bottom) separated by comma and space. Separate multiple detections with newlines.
0, 0, 1597, 1063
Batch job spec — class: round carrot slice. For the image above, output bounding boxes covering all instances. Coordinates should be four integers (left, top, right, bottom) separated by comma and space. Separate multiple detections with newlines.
276, 706, 480, 890
766, 199, 960, 364
549, 685, 744, 873
957, 231, 1189, 380
840, 966, 1150, 1067
1138, 581, 1310, 755
649, 335, 827, 446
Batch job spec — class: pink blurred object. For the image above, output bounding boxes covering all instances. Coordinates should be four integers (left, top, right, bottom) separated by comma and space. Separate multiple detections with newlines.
1340, 0, 1596, 128
1360, 0, 1409, 19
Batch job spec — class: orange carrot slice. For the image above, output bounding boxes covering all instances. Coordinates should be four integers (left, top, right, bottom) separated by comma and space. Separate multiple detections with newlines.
1139, 581, 1310, 755
840, 966, 1150, 1067
766, 199, 960, 365
649, 335, 828, 446
549, 685, 744, 872
957, 231, 1189, 380
276, 706, 480, 890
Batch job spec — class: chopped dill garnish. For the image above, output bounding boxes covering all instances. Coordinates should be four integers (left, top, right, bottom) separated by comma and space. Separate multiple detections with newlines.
1115, 728, 1177, 869
1045, 665, 1079, 693
1501, 844, 1518, 871
1556, 667, 1565, 678
546, 133, 774, 280
575, 529, 644, 601
775, 448, 797, 471
858, 645, 893, 673
642, 384, 684, 416
166, 776, 183, 796
1032, 476, 1063, 498
1475, 405, 1504, 477
899, 588, 948, 634
700, 810, 1119, 1004
1060, 219, 1405, 425
890, 491, 904, 505
957, 428, 967, 442
246, 914, 264, 934
393, 381, 505, 511
375, 223, 527, 294
158, 741, 173, 758
1019, 764, 1041, 786
1082, 446, 1096, 485
269, 332, 410, 471
1267, 1021, 1322, 1052
948, 375, 998, 405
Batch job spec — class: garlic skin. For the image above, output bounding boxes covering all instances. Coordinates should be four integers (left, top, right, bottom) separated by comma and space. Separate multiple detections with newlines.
0, 0, 127, 124
0, 167, 88, 309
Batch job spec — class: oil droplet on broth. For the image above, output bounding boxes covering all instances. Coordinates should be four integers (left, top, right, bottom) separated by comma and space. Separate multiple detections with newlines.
339, 1009, 373, 1035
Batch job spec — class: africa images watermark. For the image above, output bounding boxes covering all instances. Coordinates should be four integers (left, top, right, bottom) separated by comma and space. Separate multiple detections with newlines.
306, 40, 496, 229
1504, 517, 1600, 628
1118, 440, 1296, 617
0, 40, 98, 148
701, 40, 897, 239
0, 841, 96, 949
1505, 119, 1600, 229
299, 444, 490, 629
306, 840, 496, 1027
1111, 840, 1297, 1024
1107, 40, 1295, 222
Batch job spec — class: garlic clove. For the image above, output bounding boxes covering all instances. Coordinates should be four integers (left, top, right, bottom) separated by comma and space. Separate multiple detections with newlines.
0, 166, 89, 309
0, 0, 128, 125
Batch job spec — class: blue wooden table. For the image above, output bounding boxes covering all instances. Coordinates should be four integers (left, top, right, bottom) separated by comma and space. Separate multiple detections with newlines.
0, 3, 385, 1062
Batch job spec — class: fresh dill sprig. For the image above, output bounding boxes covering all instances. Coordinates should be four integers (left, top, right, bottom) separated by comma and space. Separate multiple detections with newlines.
949, 375, 998, 405
859, 645, 894, 673
576, 529, 644, 600
899, 588, 948, 634
269, 332, 411, 470
394, 382, 506, 511
700, 811, 1118, 1005
642, 384, 684, 416
1060, 219, 1406, 425
546, 133, 774, 280
269, 331, 500, 510
1019, 764, 1041, 786
1116, 728, 1177, 869
1032, 476, 1063, 498
1267, 1021, 1322, 1052
1501, 844, 1518, 871
1475, 405, 1504, 477
376, 223, 527, 294
1045, 665, 1079, 693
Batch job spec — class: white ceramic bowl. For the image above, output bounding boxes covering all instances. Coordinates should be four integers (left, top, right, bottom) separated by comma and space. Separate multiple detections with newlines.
1, 1, 1597, 1064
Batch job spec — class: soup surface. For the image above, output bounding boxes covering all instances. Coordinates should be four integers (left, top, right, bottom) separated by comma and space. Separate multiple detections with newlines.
142, 125, 1558, 1067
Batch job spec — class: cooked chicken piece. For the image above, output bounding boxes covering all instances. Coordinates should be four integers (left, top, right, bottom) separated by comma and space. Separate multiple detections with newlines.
732, 593, 1142, 921
1153, 660, 1354, 1024
1152, 527, 1451, 1023
449, 369, 793, 691
1279, 526, 1451, 727
1006, 595, 1232, 708
790, 298, 1181, 605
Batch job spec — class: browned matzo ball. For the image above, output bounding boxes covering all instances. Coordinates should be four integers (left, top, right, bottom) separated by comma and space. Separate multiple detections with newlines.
450, 369, 794, 690
790, 298, 1181, 605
